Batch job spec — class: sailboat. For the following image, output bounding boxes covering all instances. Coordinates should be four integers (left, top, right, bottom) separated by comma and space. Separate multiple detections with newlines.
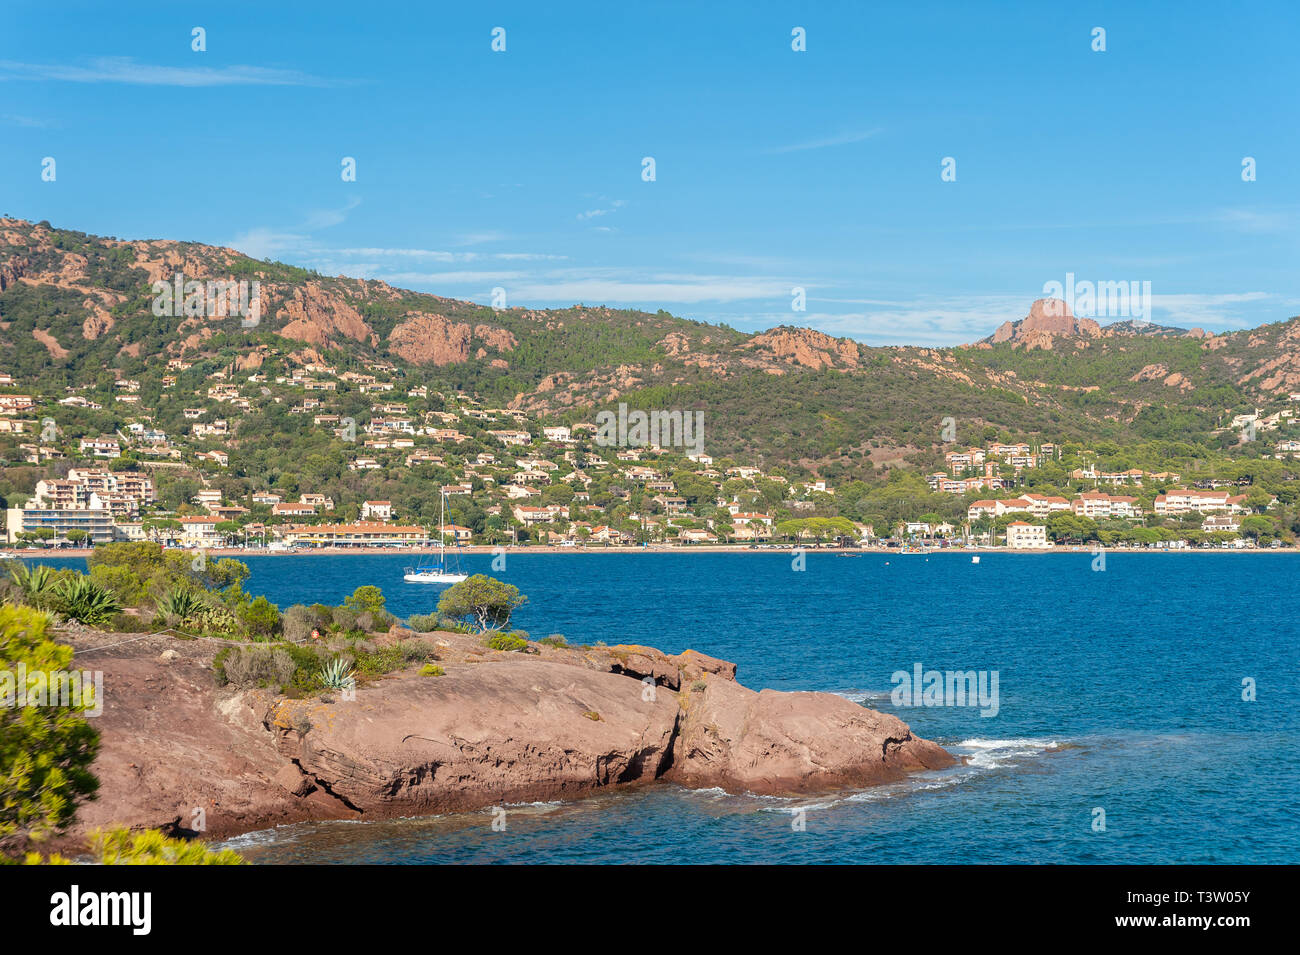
404, 489, 468, 584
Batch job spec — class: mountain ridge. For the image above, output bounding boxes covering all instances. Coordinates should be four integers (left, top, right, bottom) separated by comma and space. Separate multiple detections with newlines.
4, 216, 1300, 476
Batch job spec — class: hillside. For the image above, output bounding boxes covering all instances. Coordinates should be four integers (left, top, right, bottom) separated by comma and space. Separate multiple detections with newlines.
3, 216, 1300, 479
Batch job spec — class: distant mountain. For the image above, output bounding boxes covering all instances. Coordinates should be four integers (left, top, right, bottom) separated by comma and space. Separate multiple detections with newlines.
3, 217, 1300, 476
976, 298, 1203, 349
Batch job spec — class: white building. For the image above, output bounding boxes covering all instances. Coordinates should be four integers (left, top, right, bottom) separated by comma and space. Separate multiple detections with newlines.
1006, 521, 1050, 549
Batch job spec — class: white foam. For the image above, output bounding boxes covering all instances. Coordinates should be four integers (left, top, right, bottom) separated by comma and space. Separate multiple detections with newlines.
952, 737, 1060, 769
830, 690, 890, 704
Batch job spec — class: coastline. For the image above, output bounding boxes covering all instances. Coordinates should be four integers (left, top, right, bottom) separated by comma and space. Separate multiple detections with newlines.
11, 544, 1297, 559
47, 625, 953, 851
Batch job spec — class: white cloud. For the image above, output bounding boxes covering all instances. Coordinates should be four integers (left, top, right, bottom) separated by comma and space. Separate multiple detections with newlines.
0, 57, 336, 87
228, 198, 361, 260
767, 128, 882, 153
0, 113, 53, 128
577, 199, 627, 221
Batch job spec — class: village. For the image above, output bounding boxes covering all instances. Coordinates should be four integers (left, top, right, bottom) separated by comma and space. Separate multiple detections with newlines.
0, 359, 1297, 554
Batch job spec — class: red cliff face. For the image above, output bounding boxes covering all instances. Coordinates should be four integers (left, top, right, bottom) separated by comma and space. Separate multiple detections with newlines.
50, 627, 953, 848
989, 298, 1102, 349
386, 313, 517, 366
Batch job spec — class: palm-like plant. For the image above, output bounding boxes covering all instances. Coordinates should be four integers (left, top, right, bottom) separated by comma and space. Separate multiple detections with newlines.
56, 574, 123, 627
158, 586, 238, 634
157, 586, 207, 621
316, 657, 355, 690
9, 563, 58, 609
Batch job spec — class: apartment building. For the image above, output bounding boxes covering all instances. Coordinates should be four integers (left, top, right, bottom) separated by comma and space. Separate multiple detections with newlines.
1006, 521, 1050, 549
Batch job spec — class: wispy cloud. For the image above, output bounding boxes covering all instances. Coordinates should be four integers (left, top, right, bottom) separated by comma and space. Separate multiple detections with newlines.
499, 269, 788, 305
767, 128, 882, 153
0, 113, 53, 128
228, 198, 362, 259
317, 262, 791, 306
456, 231, 510, 246
0, 57, 337, 88
1150, 292, 1273, 329
1213, 208, 1292, 234
577, 199, 627, 221
321, 247, 565, 264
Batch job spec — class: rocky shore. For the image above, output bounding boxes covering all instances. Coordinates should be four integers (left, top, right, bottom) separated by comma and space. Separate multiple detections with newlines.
52, 626, 954, 848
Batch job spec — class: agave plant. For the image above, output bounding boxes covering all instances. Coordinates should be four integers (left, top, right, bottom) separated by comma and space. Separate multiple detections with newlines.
158, 586, 207, 620
156, 586, 239, 634
9, 563, 59, 610
56, 574, 123, 627
316, 657, 355, 690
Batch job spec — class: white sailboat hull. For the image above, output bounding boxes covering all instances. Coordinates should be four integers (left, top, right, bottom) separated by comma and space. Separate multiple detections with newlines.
403, 570, 468, 584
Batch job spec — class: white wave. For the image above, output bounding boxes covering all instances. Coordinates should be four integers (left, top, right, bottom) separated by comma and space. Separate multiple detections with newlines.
755, 797, 843, 813
951, 737, 1061, 769
496, 799, 566, 812
683, 786, 730, 798
830, 690, 891, 704
218, 826, 301, 850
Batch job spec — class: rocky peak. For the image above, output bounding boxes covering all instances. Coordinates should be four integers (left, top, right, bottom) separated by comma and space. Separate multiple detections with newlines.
747, 326, 862, 370
988, 298, 1102, 348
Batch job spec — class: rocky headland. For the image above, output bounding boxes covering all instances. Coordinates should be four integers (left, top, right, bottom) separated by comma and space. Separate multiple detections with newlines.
51, 626, 954, 848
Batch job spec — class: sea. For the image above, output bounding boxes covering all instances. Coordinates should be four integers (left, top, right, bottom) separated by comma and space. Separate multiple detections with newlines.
33, 550, 1300, 864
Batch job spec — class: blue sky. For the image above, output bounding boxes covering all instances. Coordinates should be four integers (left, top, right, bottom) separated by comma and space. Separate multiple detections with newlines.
2, 0, 1296, 345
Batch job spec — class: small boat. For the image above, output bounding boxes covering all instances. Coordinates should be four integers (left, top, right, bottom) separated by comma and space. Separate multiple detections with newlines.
971, 555, 981, 564
404, 489, 467, 584
403, 565, 467, 584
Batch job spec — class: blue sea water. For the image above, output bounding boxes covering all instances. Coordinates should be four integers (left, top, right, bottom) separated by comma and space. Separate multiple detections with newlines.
37, 551, 1300, 863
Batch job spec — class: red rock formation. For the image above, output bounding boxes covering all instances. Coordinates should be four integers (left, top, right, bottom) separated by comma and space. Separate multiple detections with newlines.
747, 327, 862, 369
387, 313, 516, 366
989, 298, 1103, 349
49, 628, 952, 848
276, 284, 376, 348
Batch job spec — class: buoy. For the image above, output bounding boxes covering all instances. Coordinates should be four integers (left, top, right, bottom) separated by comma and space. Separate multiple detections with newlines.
971, 555, 980, 564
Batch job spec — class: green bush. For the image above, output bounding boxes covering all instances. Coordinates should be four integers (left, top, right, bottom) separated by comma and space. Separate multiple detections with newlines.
396, 640, 437, 663
105, 612, 154, 634
27, 826, 244, 865
216, 646, 297, 689
419, 664, 445, 677
0, 605, 100, 848
539, 634, 567, 647
239, 595, 280, 639
330, 606, 359, 634
485, 632, 528, 652
343, 585, 386, 615
281, 605, 319, 643
352, 645, 405, 675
